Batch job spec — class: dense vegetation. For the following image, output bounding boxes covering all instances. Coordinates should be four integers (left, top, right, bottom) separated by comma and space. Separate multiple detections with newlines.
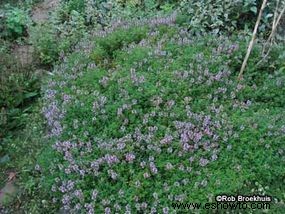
0, 0, 285, 213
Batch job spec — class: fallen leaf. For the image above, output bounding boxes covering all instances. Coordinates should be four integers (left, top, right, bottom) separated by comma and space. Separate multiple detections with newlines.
7, 172, 16, 182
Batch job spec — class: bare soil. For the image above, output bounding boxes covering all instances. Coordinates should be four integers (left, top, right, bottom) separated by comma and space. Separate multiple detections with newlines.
12, 44, 34, 67
32, 0, 59, 23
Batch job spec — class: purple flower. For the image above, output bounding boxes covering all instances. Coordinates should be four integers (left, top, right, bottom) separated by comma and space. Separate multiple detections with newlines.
104, 154, 119, 165
35, 164, 41, 171
163, 207, 169, 214
91, 189, 98, 200
150, 162, 158, 174
165, 162, 173, 170
74, 189, 84, 200
125, 153, 136, 163
199, 158, 209, 167
105, 207, 111, 214
143, 172, 150, 178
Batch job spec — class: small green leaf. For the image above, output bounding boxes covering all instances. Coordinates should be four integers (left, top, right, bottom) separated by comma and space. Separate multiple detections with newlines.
24, 92, 38, 99
265, 13, 273, 19
250, 6, 257, 14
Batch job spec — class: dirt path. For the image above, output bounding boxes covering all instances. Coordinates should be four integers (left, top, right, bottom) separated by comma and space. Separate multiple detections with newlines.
12, 44, 34, 67
32, 0, 59, 23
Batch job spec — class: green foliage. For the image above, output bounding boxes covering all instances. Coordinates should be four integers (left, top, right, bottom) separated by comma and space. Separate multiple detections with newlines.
1, 6, 30, 39
29, 24, 59, 64
0, 39, 41, 157
1, 0, 285, 212
0, 54, 41, 212
92, 26, 149, 60
178, 0, 279, 34
30, 10, 86, 64
38, 23, 285, 212
65, 0, 85, 13
0, 103, 49, 212
0, 69, 40, 137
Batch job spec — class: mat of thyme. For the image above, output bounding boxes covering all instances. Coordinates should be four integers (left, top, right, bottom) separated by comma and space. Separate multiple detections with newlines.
40, 18, 285, 213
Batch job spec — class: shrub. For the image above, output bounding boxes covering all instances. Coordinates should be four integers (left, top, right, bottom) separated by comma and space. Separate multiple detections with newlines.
1, 6, 30, 39
30, 10, 86, 64
0, 46, 40, 147
0, 72, 39, 134
29, 24, 59, 64
178, 0, 280, 34
65, 0, 85, 13
92, 26, 149, 59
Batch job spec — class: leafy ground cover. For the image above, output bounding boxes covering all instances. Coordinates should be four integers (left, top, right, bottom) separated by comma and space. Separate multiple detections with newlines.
36, 19, 285, 212
0, 0, 285, 213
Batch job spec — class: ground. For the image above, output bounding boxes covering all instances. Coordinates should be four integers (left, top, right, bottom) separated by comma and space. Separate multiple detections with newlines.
0, 0, 58, 208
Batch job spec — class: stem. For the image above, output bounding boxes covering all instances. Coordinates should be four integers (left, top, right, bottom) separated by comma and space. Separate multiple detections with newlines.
257, 2, 285, 66
238, 0, 268, 81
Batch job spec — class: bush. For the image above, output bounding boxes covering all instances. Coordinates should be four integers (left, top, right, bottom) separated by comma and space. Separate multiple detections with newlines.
29, 24, 59, 64
92, 26, 149, 59
65, 0, 85, 14
37, 19, 285, 212
178, 0, 281, 34
0, 51, 40, 133
0, 47, 40, 150
30, 10, 86, 64
0, 6, 30, 39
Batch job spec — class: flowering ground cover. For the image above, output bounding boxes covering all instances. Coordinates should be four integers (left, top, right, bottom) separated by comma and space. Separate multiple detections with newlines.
1, 0, 285, 213
37, 18, 285, 213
